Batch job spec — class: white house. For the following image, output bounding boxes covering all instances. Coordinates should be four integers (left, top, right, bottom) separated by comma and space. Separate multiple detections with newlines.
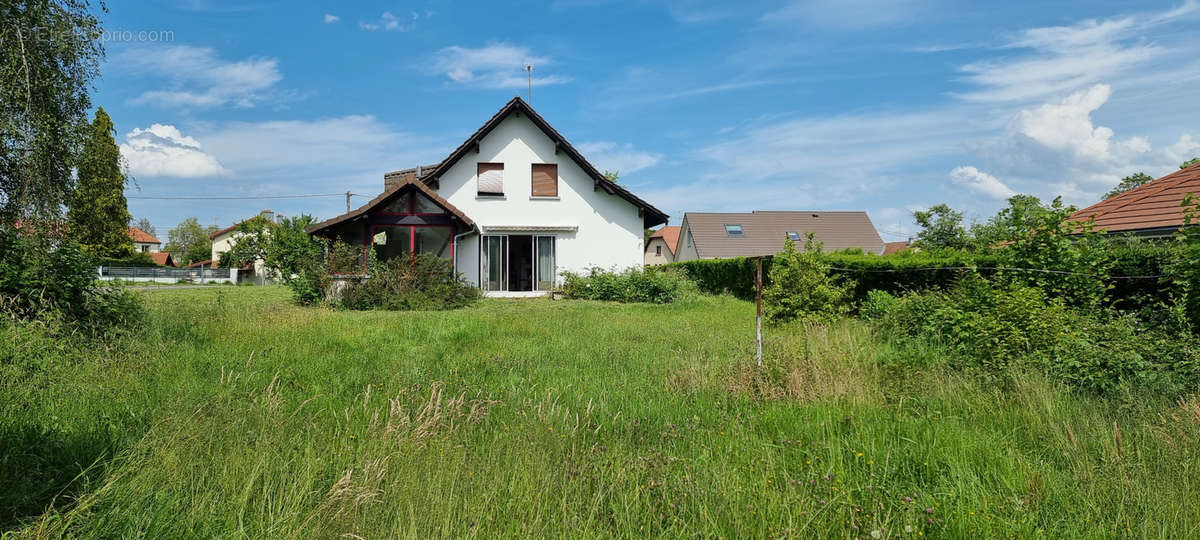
209, 210, 276, 277
307, 97, 669, 296
127, 227, 161, 253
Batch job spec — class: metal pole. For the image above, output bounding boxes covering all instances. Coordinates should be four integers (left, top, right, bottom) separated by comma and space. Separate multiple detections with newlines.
755, 257, 763, 367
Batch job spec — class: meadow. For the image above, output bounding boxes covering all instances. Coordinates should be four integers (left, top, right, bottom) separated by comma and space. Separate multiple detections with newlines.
3, 286, 1199, 538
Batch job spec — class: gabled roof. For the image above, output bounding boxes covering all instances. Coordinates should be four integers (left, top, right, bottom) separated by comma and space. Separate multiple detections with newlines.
882, 241, 911, 255
150, 252, 174, 267
1069, 164, 1200, 234
305, 175, 475, 235
127, 227, 160, 244
682, 211, 885, 258
394, 96, 668, 229
648, 225, 681, 255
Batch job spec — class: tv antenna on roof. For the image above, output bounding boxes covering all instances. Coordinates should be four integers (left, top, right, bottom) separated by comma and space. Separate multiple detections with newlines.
524, 64, 533, 103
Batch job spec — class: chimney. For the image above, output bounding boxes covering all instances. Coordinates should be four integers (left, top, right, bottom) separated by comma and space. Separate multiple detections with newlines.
260, 210, 274, 222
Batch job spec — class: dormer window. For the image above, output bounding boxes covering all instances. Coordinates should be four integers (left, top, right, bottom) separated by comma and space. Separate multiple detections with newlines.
477, 163, 504, 196
724, 224, 744, 236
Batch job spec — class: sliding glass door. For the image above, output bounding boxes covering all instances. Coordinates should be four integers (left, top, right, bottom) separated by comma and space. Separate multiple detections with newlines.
480, 234, 555, 292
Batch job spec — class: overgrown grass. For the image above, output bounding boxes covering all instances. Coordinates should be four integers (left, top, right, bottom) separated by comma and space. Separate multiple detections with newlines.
3, 287, 1199, 537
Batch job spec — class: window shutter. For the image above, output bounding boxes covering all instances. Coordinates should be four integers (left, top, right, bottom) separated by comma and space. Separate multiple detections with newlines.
478, 163, 504, 195
531, 164, 557, 197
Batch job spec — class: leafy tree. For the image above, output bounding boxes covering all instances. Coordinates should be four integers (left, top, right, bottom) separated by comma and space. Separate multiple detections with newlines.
165, 217, 217, 265
221, 214, 323, 280
67, 107, 132, 257
763, 234, 854, 324
994, 197, 1108, 308
1104, 172, 1154, 199
912, 204, 970, 250
132, 217, 155, 238
1181, 157, 1200, 170
0, 0, 105, 223
1167, 194, 1200, 330
971, 194, 1052, 248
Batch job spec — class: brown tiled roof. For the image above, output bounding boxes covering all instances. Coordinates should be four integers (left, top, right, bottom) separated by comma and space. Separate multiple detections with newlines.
882, 241, 910, 255
150, 252, 174, 266
682, 211, 885, 258
305, 175, 475, 235
403, 96, 668, 229
384, 162, 442, 186
182, 258, 216, 269
649, 225, 681, 255
127, 227, 160, 244
1069, 164, 1200, 234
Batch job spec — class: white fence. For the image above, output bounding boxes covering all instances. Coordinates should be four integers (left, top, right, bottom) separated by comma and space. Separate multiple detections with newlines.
97, 266, 239, 284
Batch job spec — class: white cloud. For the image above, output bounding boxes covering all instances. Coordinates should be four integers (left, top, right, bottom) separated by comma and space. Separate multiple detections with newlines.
119, 45, 282, 108
955, 3, 1199, 103
360, 11, 426, 31
323, 13, 340, 23
576, 142, 663, 175
948, 166, 1015, 200
120, 124, 229, 178
1013, 84, 1151, 164
432, 43, 570, 88
195, 116, 439, 174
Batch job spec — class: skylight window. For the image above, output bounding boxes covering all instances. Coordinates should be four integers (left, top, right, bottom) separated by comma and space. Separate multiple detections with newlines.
724, 224, 744, 236
786, 232, 801, 241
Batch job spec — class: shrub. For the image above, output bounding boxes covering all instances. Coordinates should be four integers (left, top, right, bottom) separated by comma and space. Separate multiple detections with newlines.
0, 223, 143, 336
763, 235, 854, 324
561, 267, 688, 303
338, 253, 480, 311
879, 276, 1200, 393
859, 290, 899, 321
96, 252, 158, 267
664, 256, 766, 299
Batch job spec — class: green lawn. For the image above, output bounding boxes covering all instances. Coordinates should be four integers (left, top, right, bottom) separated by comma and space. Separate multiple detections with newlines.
3, 287, 1199, 538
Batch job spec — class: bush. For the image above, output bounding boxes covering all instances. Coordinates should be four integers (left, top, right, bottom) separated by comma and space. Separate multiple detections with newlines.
562, 267, 688, 303
763, 235, 854, 324
0, 224, 143, 336
879, 276, 1200, 393
338, 253, 480, 311
859, 290, 899, 321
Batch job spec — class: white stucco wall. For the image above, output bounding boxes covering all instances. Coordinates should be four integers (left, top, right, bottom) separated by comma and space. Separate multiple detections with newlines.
438, 113, 645, 287
212, 231, 268, 276
134, 242, 160, 253
644, 237, 675, 265
673, 219, 701, 262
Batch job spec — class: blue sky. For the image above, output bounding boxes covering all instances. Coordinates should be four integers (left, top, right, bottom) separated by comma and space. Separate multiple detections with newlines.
99, 0, 1200, 242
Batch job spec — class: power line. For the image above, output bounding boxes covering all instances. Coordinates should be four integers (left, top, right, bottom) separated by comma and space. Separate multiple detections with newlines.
128, 192, 370, 200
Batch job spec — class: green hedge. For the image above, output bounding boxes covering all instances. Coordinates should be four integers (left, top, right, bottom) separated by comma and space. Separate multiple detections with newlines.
97, 252, 159, 267
664, 251, 1001, 301
664, 247, 1172, 306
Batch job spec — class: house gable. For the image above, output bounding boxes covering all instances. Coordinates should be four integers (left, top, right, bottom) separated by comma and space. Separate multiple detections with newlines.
406, 97, 667, 229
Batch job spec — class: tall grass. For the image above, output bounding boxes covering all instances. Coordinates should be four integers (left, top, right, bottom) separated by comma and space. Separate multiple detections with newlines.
2, 287, 1199, 537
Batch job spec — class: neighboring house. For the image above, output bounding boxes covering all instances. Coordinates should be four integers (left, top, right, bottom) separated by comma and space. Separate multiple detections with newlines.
211, 210, 277, 276
150, 252, 175, 267
882, 241, 911, 255
673, 211, 885, 261
128, 227, 161, 253
307, 97, 669, 295
645, 225, 680, 265
1069, 164, 1200, 237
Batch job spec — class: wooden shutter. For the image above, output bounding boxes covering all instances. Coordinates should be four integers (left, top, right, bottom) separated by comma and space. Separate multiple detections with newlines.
531, 164, 557, 197
477, 163, 504, 195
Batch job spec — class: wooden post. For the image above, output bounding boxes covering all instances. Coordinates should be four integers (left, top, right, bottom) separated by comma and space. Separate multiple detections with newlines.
755, 257, 763, 368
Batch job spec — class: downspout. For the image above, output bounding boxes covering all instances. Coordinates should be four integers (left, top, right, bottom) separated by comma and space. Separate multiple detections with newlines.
452, 226, 476, 276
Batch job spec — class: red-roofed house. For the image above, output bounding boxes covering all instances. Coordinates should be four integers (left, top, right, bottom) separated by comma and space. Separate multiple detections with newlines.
645, 226, 680, 265
150, 252, 175, 267
127, 227, 161, 253
1070, 164, 1200, 237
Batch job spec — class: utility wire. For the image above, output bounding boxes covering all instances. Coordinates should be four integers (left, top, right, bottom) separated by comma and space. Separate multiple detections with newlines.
128, 193, 371, 200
